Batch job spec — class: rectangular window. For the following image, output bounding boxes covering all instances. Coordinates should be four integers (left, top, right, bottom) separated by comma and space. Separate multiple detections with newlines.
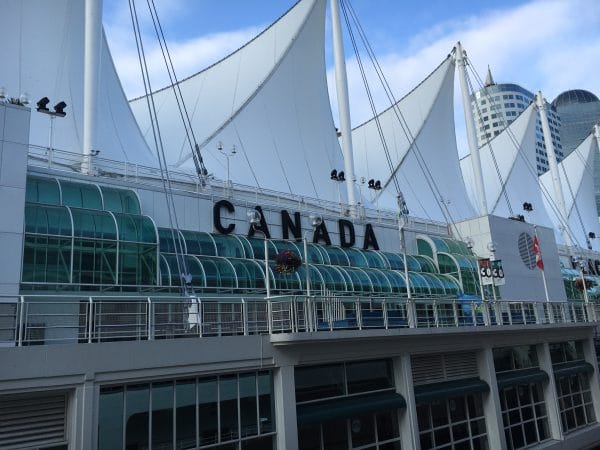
556, 373, 596, 433
220, 375, 239, 442
175, 379, 197, 449
125, 384, 150, 450
152, 382, 174, 450
98, 387, 124, 450
500, 383, 549, 449
346, 359, 394, 394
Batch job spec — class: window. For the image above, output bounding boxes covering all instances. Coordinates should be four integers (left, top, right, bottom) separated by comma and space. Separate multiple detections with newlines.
98, 371, 275, 450
417, 394, 488, 449
556, 373, 595, 433
500, 383, 549, 449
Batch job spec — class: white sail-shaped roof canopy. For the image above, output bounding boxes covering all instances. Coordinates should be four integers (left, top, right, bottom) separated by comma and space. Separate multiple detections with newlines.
130, 0, 351, 203
351, 57, 476, 222
460, 104, 553, 228
540, 133, 600, 250
0, 0, 156, 166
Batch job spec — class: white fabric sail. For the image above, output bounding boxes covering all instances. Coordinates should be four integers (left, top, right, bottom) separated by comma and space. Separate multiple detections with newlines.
460, 104, 553, 227
540, 133, 600, 249
351, 57, 475, 222
130, 0, 350, 203
0, 0, 156, 165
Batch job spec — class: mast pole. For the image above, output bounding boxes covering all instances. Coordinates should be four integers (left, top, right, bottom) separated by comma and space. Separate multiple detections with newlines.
455, 42, 488, 216
536, 91, 572, 248
83, 0, 103, 175
330, 0, 357, 213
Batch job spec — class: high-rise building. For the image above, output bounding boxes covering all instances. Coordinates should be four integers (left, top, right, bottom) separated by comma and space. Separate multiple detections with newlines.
552, 89, 600, 154
551, 90, 600, 215
470, 68, 563, 175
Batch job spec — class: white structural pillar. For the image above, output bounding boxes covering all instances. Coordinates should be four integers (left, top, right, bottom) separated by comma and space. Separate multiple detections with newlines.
477, 347, 507, 449
330, 0, 357, 211
455, 42, 488, 216
82, 0, 103, 175
274, 365, 299, 450
536, 91, 572, 247
595, 123, 600, 153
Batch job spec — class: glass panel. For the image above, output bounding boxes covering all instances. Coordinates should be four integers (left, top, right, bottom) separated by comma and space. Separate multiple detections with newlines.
119, 242, 158, 286
241, 435, 275, 450
198, 377, 218, 446
98, 387, 124, 450
247, 238, 277, 260
342, 247, 369, 267
344, 267, 373, 293
152, 382, 174, 450
213, 234, 246, 258
376, 411, 400, 441
295, 364, 345, 402
59, 180, 103, 209
230, 259, 265, 290
175, 379, 196, 450
22, 235, 71, 284
414, 255, 438, 273
350, 413, 375, 447
125, 384, 149, 449
346, 359, 394, 394
258, 371, 274, 434
322, 419, 347, 450
364, 269, 392, 293
323, 246, 350, 266
25, 204, 72, 236
158, 228, 185, 254
379, 252, 403, 270
182, 231, 216, 256
71, 208, 117, 240
220, 375, 239, 441
100, 186, 141, 214
298, 424, 321, 450
113, 213, 157, 243
239, 373, 258, 437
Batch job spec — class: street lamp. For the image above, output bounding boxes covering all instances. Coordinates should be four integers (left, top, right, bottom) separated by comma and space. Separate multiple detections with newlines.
218, 141, 236, 192
248, 210, 270, 298
36, 97, 67, 166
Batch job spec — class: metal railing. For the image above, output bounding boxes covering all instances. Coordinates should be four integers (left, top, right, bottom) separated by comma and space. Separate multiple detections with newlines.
27, 145, 449, 234
0, 295, 597, 347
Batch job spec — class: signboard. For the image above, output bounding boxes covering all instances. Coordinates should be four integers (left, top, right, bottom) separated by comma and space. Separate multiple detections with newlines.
478, 258, 493, 285
491, 260, 505, 286
479, 259, 506, 286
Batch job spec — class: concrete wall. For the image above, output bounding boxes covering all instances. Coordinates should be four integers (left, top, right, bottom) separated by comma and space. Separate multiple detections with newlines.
454, 214, 567, 301
0, 103, 30, 296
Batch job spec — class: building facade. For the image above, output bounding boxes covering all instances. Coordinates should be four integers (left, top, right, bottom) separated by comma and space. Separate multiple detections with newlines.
471, 70, 563, 175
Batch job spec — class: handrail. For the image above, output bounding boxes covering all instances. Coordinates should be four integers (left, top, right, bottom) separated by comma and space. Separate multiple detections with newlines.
0, 294, 596, 347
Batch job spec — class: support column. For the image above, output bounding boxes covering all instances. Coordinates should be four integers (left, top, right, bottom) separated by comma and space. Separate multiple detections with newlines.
536, 91, 571, 247
476, 347, 507, 448
581, 335, 600, 421
455, 42, 487, 216
72, 377, 96, 450
82, 0, 103, 174
394, 355, 420, 449
537, 343, 563, 441
330, 0, 357, 212
274, 365, 298, 450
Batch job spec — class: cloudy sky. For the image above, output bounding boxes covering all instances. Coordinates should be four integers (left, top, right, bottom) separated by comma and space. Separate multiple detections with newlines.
104, 0, 600, 156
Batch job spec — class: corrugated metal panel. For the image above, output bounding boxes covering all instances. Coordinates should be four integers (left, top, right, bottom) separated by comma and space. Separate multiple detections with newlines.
0, 393, 67, 449
412, 352, 478, 385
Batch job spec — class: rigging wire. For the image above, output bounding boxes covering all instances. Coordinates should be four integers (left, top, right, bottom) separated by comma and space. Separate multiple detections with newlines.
128, 0, 192, 293
466, 61, 585, 248
341, 0, 461, 233
145, 0, 208, 180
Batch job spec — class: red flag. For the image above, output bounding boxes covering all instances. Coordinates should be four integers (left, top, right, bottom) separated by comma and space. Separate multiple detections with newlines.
533, 236, 544, 270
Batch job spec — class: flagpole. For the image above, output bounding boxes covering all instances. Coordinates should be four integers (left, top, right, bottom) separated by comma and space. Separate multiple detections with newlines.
534, 226, 550, 303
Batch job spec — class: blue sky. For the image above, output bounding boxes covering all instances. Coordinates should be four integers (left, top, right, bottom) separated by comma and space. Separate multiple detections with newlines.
103, 0, 600, 155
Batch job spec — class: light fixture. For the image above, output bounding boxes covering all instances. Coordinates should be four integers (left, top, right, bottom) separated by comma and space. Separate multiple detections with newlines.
309, 214, 323, 227
589, 232, 596, 240
19, 92, 29, 105
337, 171, 345, 181
522, 202, 533, 212
330, 169, 338, 180
374, 180, 381, 190
247, 210, 262, 227
90, 149, 100, 156
53, 101, 67, 117
0, 87, 6, 101
36, 97, 50, 112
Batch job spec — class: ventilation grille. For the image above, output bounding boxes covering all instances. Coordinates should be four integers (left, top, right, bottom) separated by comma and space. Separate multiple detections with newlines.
0, 392, 67, 449
412, 352, 478, 385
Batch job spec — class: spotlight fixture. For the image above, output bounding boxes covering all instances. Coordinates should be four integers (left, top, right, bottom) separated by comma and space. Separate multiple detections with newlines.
522, 202, 533, 212
374, 180, 381, 190
36, 97, 50, 112
19, 92, 29, 106
337, 171, 345, 181
53, 101, 67, 117
330, 169, 338, 180
589, 232, 596, 240
368, 179, 375, 188
0, 87, 6, 101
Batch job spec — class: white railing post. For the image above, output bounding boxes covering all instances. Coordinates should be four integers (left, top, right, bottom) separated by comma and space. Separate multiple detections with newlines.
482, 301, 491, 326
147, 297, 153, 340
242, 299, 248, 336
267, 298, 273, 334
87, 297, 94, 343
407, 299, 416, 328
198, 299, 203, 337
17, 296, 25, 346
452, 300, 459, 327
471, 301, 477, 326
433, 301, 439, 327
383, 299, 388, 330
